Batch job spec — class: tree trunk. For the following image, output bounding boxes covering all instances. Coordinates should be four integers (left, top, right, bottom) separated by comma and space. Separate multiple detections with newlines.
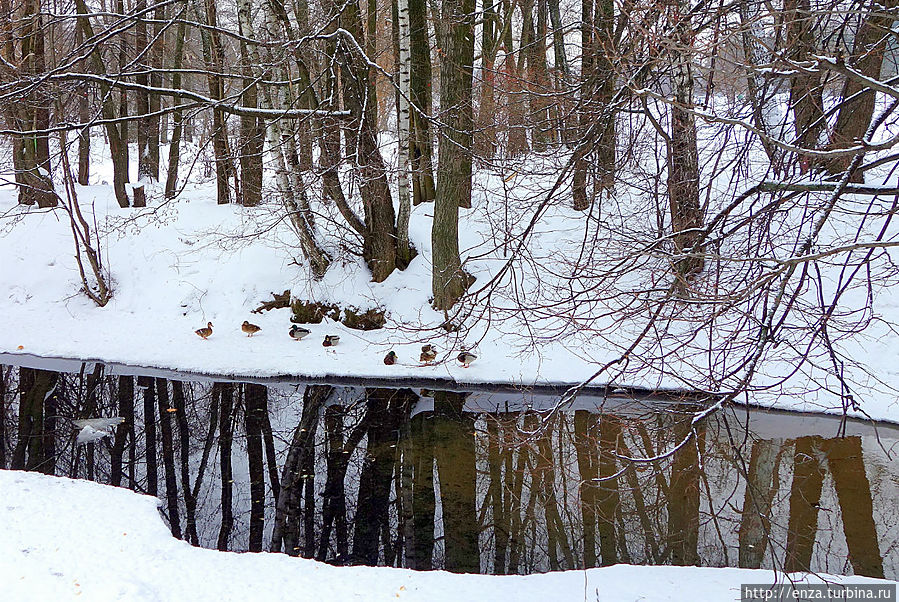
505, 0, 529, 156
442, 0, 474, 199
135, 0, 151, 181
666, 413, 702, 566
195, 0, 235, 204
8, 0, 57, 208
0, 367, 6, 469
667, 0, 704, 283
740, 1, 784, 172
245, 383, 267, 551
75, 27, 90, 186
335, 0, 402, 281
826, 436, 884, 578
432, 391, 479, 572
171, 380, 200, 545
596, 414, 621, 566
147, 1, 163, 180
593, 0, 615, 189
431, 0, 477, 309
396, 0, 415, 268
318, 405, 349, 562
110, 376, 134, 487
534, 413, 575, 569
139, 376, 158, 496
525, 0, 552, 151
164, 16, 188, 198
547, 0, 568, 79
738, 439, 781, 568
12, 368, 57, 473
395, 406, 416, 567
156, 379, 182, 539
476, 0, 498, 157
116, 0, 129, 187
192, 384, 222, 546
252, 0, 332, 278
784, 0, 824, 166
409, 0, 436, 204
486, 415, 506, 573
319, 56, 365, 235
573, 410, 598, 567
302, 412, 317, 558
293, 0, 316, 171
572, 0, 593, 210
237, 0, 264, 207
785, 436, 825, 573
271, 385, 329, 554
215, 382, 235, 550
826, 0, 899, 175
409, 409, 435, 569
506, 416, 526, 573
261, 402, 280, 505
74, 0, 130, 207
351, 389, 411, 564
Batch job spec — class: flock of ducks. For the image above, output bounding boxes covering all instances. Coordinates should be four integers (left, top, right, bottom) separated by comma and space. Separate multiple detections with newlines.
196, 321, 477, 367
75, 321, 477, 447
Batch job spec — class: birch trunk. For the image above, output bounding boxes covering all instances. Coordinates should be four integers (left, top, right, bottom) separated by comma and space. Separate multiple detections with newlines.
241, 0, 332, 278
396, 0, 414, 267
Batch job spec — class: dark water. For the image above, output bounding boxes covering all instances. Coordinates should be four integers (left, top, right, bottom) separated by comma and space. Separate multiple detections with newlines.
1, 357, 897, 578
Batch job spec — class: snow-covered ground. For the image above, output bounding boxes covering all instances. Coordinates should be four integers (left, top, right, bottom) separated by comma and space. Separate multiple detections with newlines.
1, 469, 893, 601
2, 136, 899, 423
0, 173, 607, 386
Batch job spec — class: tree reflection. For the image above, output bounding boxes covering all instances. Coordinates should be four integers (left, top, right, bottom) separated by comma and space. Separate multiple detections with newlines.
738, 438, 781, 569
0, 363, 894, 578
433, 391, 479, 573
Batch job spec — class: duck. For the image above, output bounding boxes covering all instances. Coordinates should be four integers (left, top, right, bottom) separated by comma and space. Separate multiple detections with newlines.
420, 344, 437, 364
384, 350, 397, 365
323, 335, 340, 347
195, 322, 213, 340
289, 325, 311, 341
241, 321, 261, 337
457, 351, 477, 368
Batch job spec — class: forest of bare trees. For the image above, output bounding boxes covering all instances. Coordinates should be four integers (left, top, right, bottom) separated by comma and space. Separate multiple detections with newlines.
4, 0, 899, 586
5, 0, 899, 411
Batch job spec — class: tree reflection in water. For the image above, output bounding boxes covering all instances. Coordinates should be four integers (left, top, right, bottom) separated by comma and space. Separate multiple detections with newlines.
0, 362, 895, 578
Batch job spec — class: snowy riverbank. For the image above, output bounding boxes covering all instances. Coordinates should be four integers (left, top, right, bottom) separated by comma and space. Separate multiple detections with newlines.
1, 470, 893, 602
3, 151, 899, 423
0, 179, 607, 386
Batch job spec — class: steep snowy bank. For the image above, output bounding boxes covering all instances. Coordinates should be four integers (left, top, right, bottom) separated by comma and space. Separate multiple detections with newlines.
1, 470, 893, 601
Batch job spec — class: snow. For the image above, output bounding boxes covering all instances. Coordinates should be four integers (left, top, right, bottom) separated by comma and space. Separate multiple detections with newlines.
1, 469, 893, 601
2, 136, 899, 424
0, 167, 606, 388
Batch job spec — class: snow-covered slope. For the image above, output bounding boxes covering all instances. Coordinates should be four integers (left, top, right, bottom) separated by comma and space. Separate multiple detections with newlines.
1, 470, 893, 601
0, 179, 600, 385
2, 139, 899, 423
